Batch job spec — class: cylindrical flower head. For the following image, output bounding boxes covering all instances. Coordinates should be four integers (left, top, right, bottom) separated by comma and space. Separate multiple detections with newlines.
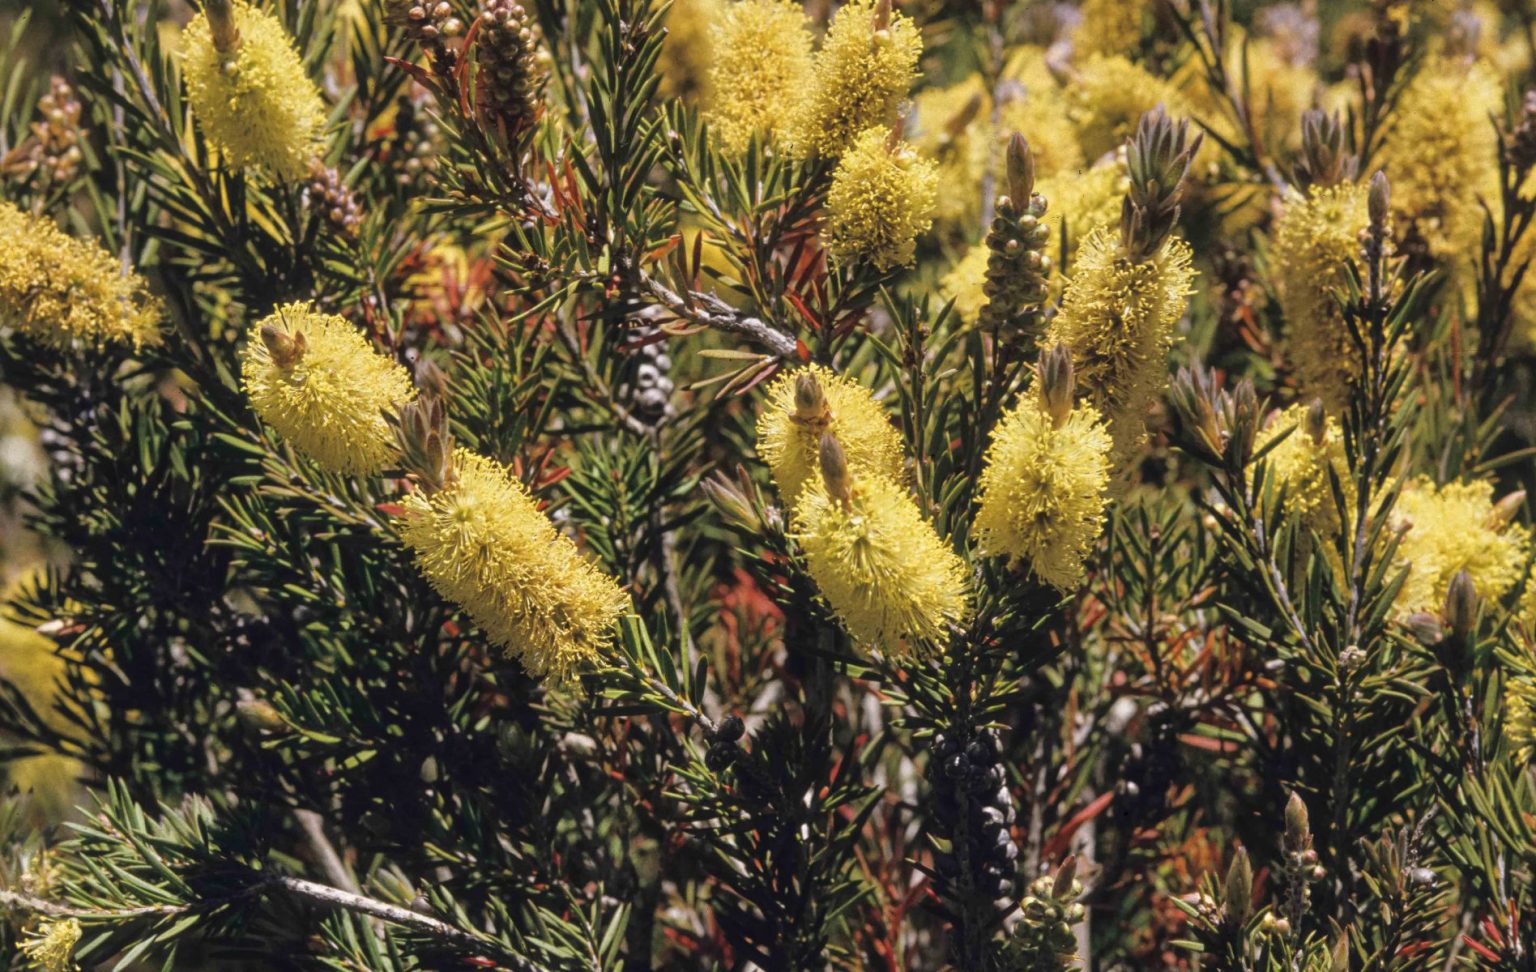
241, 302, 416, 475
1504, 674, 1536, 764
1382, 55, 1501, 265
182, 0, 326, 178
787, 0, 922, 158
973, 393, 1112, 591
1071, 0, 1142, 57
1270, 183, 1370, 413
794, 460, 968, 652
1044, 227, 1196, 466
1390, 477, 1530, 618
399, 450, 630, 683
1067, 55, 1195, 162
824, 128, 938, 270
756, 364, 905, 509
0, 202, 161, 349
704, 0, 814, 153
1254, 402, 1351, 538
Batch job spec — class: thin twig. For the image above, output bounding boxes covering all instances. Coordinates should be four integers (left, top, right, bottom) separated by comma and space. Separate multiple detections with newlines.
641, 273, 800, 360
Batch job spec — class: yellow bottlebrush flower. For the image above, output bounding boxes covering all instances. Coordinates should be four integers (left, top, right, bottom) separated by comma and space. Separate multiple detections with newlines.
996, 86, 1083, 180
1390, 477, 1530, 618
824, 127, 938, 270
181, 0, 327, 178
1067, 55, 1193, 162
1505, 673, 1536, 764
399, 449, 630, 683
1044, 227, 1197, 465
1255, 403, 1351, 538
241, 302, 416, 475
1382, 55, 1502, 265
1269, 183, 1370, 414
0, 202, 161, 350
787, 0, 922, 158
973, 392, 1112, 591
704, 0, 813, 152
1071, 0, 1142, 58
19, 918, 81, 972
660, 0, 722, 103
756, 364, 905, 509
794, 439, 968, 651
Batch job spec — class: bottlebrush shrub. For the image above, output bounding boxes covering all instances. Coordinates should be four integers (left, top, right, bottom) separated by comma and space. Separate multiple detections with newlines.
9, 2, 1536, 971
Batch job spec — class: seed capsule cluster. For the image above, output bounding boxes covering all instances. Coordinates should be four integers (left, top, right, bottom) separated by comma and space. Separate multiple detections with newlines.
978, 191, 1052, 353
474, 0, 544, 144
927, 728, 1018, 901
999, 870, 1086, 971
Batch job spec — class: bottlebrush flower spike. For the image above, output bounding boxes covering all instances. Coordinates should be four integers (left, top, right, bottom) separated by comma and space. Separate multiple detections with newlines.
1270, 181, 1370, 413
398, 448, 630, 683
182, 0, 327, 179
241, 303, 416, 475
1390, 477, 1530, 618
974, 345, 1112, 591
756, 364, 905, 510
0, 202, 161, 349
794, 433, 967, 652
824, 127, 938, 270
704, 0, 814, 153
1045, 107, 1199, 467
787, 0, 922, 158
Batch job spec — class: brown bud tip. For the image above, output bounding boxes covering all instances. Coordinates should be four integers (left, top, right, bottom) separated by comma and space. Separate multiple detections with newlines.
1489, 491, 1526, 530
795, 372, 827, 421
414, 357, 451, 399
819, 432, 853, 508
235, 698, 286, 733
205, 0, 241, 53
1331, 931, 1350, 972
1223, 846, 1253, 926
1284, 791, 1310, 851
1038, 343, 1075, 428
1368, 170, 1390, 227
1444, 569, 1478, 641
260, 323, 306, 368
1051, 855, 1078, 899
1304, 398, 1327, 445
1005, 133, 1035, 210
874, 0, 892, 31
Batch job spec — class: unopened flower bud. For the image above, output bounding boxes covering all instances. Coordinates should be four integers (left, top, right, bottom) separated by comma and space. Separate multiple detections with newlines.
1368, 170, 1390, 230
1223, 846, 1253, 926
794, 372, 828, 423
1005, 133, 1035, 213
236, 698, 287, 733
1444, 569, 1478, 643
1305, 398, 1327, 445
205, 0, 241, 52
1038, 343, 1075, 428
1488, 490, 1526, 530
1284, 791, 1311, 854
1051, 854, 1077, 899
819, 432, 853, 509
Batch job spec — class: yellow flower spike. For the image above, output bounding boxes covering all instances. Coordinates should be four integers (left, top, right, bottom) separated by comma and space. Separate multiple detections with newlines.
1255, 402, 1351, 540
0, 202, 161, 350
399, 449, 630, 684
19, 918, 81, 972
1382, 55, 1502, 266
1270, 182, 1370, 413
824, 127, 938, 270
182, 0, 327, 178
794, 433, 968, 653
1044, 227, 1197, 466
1390, 478, 1530, 619
1071, 0, 1143, 58
1505, 674, 1536, 764
1067, 55, 1195, 162
241, 302, 416, 475
756, 364, 905, 510
974, 348, 1112, 591
787, 0, 922, 158
704, 0, 813, 152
